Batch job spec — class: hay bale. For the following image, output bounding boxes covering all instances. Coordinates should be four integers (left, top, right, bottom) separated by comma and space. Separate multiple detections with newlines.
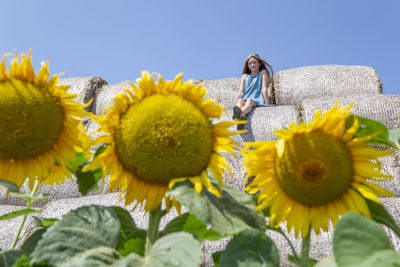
380, 197, 400, 251
300, 95, 400, 129
201, 77, 275, 110
59, 77, 107, 113
274, 65, 382, 106
238, 105, 299, 142
94, 81, 131, 115
201, 78, 240, 111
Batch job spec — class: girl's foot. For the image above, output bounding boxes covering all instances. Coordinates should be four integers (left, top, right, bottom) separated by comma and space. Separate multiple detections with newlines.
237, 115, 247, 130
232, 106, 241, 120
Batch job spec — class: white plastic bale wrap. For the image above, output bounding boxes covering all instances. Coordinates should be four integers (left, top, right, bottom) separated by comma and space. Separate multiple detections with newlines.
381, 197, 400, 251
59, 76, 107, 114
94, 81, 131, 116
238, 105, 299, 142
300, 95, 400, 129
274, 65, 382, 106
202, 78, 240, 111
201, 77, 275, 110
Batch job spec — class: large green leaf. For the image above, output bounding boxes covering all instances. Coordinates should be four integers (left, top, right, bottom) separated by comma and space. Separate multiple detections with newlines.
315, 255, 337, 267
20, 228, 47, 256
346, 115, 393, 147
0, 180, 19, 193
30, 205, 120, 266
160, 213, 222, 241
59, 247, 122, 267
119, 238, 145, 256
219, 229, 279, 267
111, 206, 146, 250
388, 128, 400, 149
167, 181, 266, 236
0, 250, 22, 267
115, 232, 202, 267
365, 198, 400, 238
360, 250, 400, 267
0, 208, 42, 220
333, 212, 392, 267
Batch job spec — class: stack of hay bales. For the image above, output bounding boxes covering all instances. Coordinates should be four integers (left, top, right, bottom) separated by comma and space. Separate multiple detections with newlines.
1, 65, 399, 267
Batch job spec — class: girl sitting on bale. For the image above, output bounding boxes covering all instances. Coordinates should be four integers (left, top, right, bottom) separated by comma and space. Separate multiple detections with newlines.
233, 53, 274, 130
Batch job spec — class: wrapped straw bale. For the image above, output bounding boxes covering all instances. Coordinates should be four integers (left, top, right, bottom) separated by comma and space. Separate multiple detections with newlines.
381, 197, 400, 251
202, 78, 240, 111
59, 77, 107, 114
201, 77, 275, 110
0, 175, 113, 208
300, 95, 400, 129
274, 65, 382, 106
238, 105, 299, 142
94, 81, 131, 115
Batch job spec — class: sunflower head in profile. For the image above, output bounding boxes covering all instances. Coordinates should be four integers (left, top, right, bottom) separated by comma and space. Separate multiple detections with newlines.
0, 51, 90, 188
242, 103, 394, 239
85, 72, 239, 211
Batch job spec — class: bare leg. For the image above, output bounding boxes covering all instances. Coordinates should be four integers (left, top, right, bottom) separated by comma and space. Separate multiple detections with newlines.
241, 99, 256, 115
236, 98, 245, 109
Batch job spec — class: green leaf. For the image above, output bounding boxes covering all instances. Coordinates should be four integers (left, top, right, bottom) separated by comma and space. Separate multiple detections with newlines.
0, 180, 19, 193
111, 206, 146, 250
389, 128, 400, 149
20, 228, 47, 256
315, 255, 337, 267
12, 255, 31, 267
66, 151, 103, 196
333, 212, 392, 267
9, 192, 51, 203
33, 216, 59, 228
69, 166, 103, 196
0, 208, 42, 220
213, 251, 222, 267
59, 247, 122, 267
93, 144, 109, 158
183, 213, 222, 241
159, 213, 190, 237
160, 213, 222, 241
365, 198, 400, 238
119, 238, 145, 256
0, 250, 22, 267
347, 115, 394, 147
219, 229, 279, 267
360, 250, 400, 267
167, 181, 266, 236
116, 232, 202, 267
30, 205, 120, 266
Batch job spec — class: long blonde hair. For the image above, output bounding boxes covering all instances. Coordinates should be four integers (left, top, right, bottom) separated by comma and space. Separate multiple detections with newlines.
242, 53, 273, 79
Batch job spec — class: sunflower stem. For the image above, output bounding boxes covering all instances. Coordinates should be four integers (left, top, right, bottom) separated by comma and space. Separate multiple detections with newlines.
299, 226, 311, 267
275, 228, 300, 264
10, 179, 39, 249
145, 205, 163, 255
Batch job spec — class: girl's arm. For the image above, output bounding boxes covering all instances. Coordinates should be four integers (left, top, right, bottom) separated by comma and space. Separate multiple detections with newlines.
260, 69, 270, 105
236, 74, 246, 103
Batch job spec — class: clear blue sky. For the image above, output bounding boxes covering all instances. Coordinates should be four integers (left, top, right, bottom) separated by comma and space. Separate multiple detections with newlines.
2, 0, 399, 95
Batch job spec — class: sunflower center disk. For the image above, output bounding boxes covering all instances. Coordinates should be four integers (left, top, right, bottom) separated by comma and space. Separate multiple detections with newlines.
275, 130, 354, 206
115, 94, 214, 184
0, 80, 64, 160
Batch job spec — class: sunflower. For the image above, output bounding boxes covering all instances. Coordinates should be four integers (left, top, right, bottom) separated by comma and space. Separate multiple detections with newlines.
84, 72, 239, 211
0, 51, 90, 188
243, 103, 394, 239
